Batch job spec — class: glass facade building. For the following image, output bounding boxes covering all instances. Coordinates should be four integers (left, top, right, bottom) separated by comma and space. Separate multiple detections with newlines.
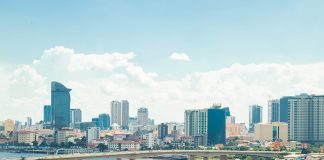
268, 99, 280, 122
43, 105, 52, 128
185, 107, 226, 146
51, 81, 71, 130
98, 113, 110, 130
249, 105, 263, 132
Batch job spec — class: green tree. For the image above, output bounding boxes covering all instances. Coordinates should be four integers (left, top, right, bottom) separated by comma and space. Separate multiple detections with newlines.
32, 141, 38, 147
97, 143, 108, 152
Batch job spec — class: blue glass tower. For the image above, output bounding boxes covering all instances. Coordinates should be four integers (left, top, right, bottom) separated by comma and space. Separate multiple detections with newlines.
279, 96, 290, 123
207, 107, 226, 145
43, 105, 52, 128
51, 81, 71, 130
98, 114, 110, 130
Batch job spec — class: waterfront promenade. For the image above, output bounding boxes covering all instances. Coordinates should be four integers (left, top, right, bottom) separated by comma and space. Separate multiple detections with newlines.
25, 150, 289, 160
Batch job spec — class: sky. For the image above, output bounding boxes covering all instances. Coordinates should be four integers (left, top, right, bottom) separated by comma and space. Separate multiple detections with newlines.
1, 1, 324, 124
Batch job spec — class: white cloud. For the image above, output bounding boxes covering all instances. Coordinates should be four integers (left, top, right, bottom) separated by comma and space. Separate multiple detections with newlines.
169, 52, 191, 61
2, 46, 324, 125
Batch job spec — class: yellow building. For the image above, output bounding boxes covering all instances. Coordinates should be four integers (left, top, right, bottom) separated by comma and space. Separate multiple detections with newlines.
254, 122, 288, 142
17, 131, 37, 145
4, 119, 14, 133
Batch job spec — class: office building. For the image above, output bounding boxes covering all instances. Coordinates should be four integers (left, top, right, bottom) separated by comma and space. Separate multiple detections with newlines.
91, 118, 99, 127
185, 106, 226, 146
98, 113, 110, 130
43, 105, 52, 128
158, 123, 168, 139
288, 94, 324, 144
254, 122, 288, 142
268, 99, 280, 122
249, 105, 263, 132
145, 132, 154, 149
87, 127, 100, 144
137, 107, 148, 126
148, 118, 155, 126
121, 100, 129, 129
70, 108, 82, 124
51, 81, 71, 130
279, 96, 291, 123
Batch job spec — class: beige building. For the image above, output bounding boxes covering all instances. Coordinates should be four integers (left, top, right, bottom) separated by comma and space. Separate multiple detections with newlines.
254, 122, 288, 142
226, 123, 248, 138
57, 128, 76, 144
4, 119, 14, 133
17, 131, 37, 145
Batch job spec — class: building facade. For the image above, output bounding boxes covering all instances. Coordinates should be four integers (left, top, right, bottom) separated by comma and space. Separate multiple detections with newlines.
158, 123, 168, 139
70, 108, 82, 124
87, 127, 100, 145
268, 99, 279, 122
121, 100, 129, 129
288, 94, 324, 144
111, 101, 121, 126
51, 81, 71, 130
43, 105, 52, 128
17, 131, 37, 145
254, 122, 288, 142
185, 107, 226, 146
98, 113, 110, 130
137, 107, 148, 126
249, 105, 263, 132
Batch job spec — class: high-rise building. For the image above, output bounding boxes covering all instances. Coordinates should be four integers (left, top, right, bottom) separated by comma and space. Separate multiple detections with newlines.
158, 123, 168, 139
51, 81, 71, 130
43, 105, 52, 128
249, 105, 263, 132
98, 113, 110, 130
4, 119, 14, 133
121, 100, 129, 129
148, 118, 155, 126
222, 107, 231, 117
87, 127, 100, 144
288, 94, 324, 143
26, 117, 32, 127
268, 99, 279, 122
91, 118, 99, 127
279, 96, 291, 123
110, 101, 121, 126
137, 107, 148, 126
185, 107, 226, 146
70, 109, 82, 124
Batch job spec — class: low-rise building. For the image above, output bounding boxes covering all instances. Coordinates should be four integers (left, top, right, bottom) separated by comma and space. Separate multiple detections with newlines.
56, 128, 75, 144
17, 131, 37, 145
254, 122, 288, 142
107, 140, 140, 151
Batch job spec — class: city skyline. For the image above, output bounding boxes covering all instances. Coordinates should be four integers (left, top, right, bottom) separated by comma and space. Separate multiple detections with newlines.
1, 1, 324, 124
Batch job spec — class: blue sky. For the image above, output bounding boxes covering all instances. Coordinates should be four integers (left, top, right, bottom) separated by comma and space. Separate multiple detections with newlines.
1, 1, 324, 78
1, 1, 324, 123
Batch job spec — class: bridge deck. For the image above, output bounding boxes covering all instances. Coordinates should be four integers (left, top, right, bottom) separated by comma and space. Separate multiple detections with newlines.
25, 150, 289, 160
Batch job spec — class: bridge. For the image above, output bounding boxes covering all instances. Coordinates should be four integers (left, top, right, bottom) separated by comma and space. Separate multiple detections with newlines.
25, 150, 289, 160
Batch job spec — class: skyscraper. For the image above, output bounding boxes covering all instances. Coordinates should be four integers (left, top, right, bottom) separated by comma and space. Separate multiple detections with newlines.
43, 105, 52, 128
185, 106, 226, 146
51, 81, 71, 130
98, 113, 110, 130
121, 100, 129, 129
110, 101, 121, 126
249, 105, 263, 132
137, 107, 148, 126
26, 117, 32, 127
279, 96, 291, 123
91, 118, 99, 127
70, 109, 82, 124
268, 99, 279, 122
288, 94, 324, 143
158, 123, 168, 139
